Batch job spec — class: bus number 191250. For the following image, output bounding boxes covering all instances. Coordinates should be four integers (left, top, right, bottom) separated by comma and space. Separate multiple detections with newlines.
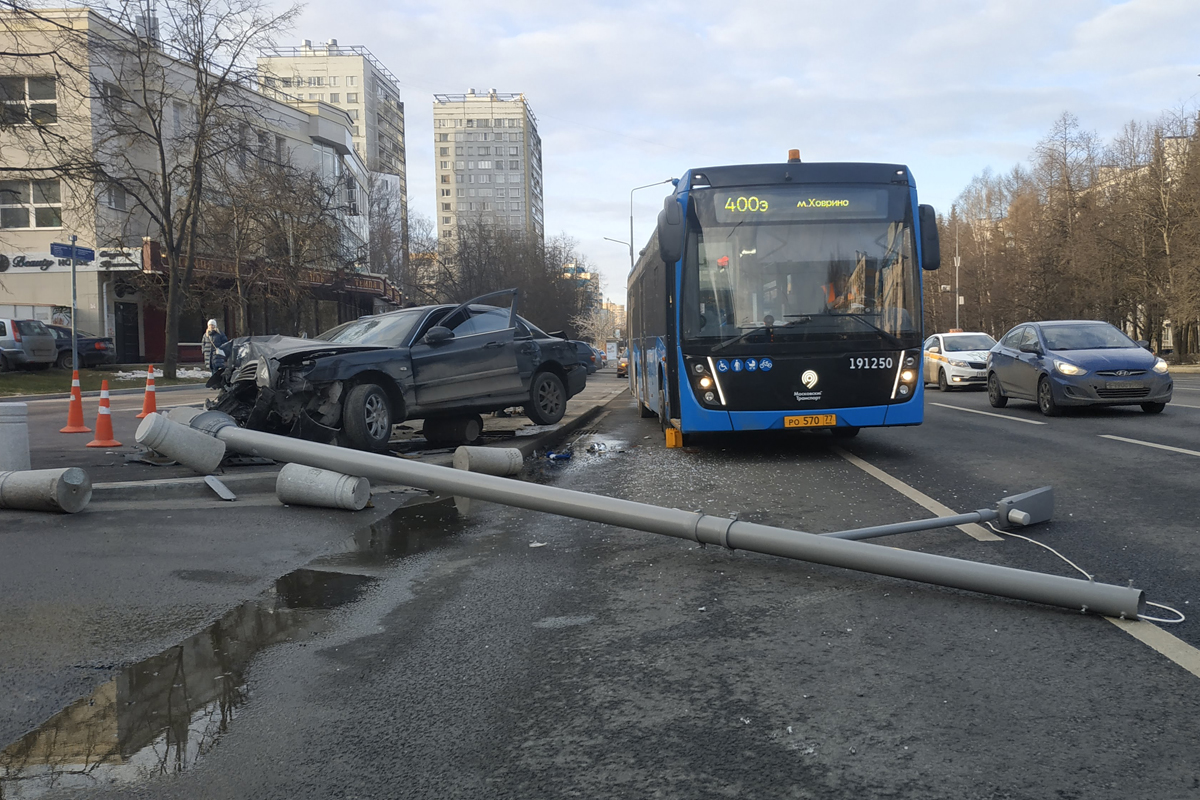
848, 357, 894, 370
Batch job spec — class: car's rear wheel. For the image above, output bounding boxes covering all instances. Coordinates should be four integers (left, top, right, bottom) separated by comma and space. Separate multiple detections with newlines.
342, 383, 393, 452
1037, 376, 1060, 417
937, 369, 950, 392
1141, 402, 1166, 414
987, 373, 1007, 408
56, 351, 73, 370
0, 354, 10, 373
525, 371, 566, 425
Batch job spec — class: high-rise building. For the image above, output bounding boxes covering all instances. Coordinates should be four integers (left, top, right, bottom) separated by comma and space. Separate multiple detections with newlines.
432, 90, 543, 241
258, 40, 407, 221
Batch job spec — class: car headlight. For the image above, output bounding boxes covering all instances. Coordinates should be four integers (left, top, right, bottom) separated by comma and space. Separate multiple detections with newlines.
1053, 360, 1087, 376
256, 360, 271, 385
946, 358, 969, 368
1153, 358, 1169, 374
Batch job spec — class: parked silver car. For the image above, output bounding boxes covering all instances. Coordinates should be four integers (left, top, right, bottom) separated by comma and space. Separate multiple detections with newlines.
0, 318, 57, 371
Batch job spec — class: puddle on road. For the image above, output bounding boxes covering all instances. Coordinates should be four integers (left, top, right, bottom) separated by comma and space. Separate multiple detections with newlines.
0, 497, 470, 799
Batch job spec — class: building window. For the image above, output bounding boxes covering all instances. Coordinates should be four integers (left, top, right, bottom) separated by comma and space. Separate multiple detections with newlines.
440, 161, 449, 169
348, 109, 359, 120
440, 174, 450, 184
476, 160, 491, 169
456, 188, 465, 197
439, 147, 449, 156
329, 76, 339, 87
308, 76, 323, 87
478, 175, 490, 184
456, 160, 465, 169
438, 133, 449, 142
0, 178, 62, 228
478, 146, 490, 156
329, 92, 340, 103
347, 92, 358, 103
347, 76, 357, 87
276, 135, 287, 162
0, 76, 57, 125
441, 203, 450, 211
442, 188, 452, 197
443, 216, 451, 225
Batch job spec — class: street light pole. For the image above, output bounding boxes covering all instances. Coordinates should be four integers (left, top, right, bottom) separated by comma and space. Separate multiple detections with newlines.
628, 178, 675, 271
954, 216, 961, 330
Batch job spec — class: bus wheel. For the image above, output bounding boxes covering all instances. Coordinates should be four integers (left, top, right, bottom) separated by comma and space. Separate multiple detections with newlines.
831, 426, 860, 439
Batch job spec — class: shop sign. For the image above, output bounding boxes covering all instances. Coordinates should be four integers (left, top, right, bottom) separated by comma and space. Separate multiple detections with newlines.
0, 249, 139, 273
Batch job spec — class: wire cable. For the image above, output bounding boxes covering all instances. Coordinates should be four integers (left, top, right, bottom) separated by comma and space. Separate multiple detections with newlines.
983, 522, 1185, 624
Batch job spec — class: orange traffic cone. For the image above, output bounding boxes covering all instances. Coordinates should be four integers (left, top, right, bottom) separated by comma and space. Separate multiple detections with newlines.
60, 370, 92, 433
86, 380, 122, 448
136, 365, 158, 419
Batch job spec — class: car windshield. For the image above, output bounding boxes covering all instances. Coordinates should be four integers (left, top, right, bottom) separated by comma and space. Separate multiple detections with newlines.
317, 309, 425, 346
1042, 324, 1136, 351
681, 184, 921, 353
943, 334, 996, 351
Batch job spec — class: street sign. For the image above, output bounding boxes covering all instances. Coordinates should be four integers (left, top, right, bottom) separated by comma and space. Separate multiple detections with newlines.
49, 242, 95, 262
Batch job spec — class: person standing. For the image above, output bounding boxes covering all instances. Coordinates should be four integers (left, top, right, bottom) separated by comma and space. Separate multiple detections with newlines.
201, 318, 227, 372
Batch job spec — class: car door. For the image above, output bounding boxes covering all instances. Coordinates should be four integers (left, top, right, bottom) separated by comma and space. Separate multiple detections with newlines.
992, 326, 1025, 394
923, 335, 940, 383
410, 305, 523, 408
1010, 327, 1044, 399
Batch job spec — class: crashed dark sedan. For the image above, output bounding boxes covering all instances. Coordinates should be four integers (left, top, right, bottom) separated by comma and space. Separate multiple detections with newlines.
206, 290, 587, 451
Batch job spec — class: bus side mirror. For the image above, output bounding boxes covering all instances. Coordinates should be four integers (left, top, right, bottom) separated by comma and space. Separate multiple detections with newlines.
919, 204, 940, 271
658, 196, 684, 265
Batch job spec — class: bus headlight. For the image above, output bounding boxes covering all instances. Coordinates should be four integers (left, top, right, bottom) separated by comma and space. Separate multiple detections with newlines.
900, 370, 915, 382
891, 349, 921, 400
699, 376, 713, 389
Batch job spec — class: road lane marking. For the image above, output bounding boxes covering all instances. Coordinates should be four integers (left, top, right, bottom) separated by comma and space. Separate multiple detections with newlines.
930, 402, 1046, 425
835, 446, 1200, 676
1099, 435, 1200, 459
1169, 402, 1200, 410
1106, 618, 1200, 680
833, 447, 1001, 542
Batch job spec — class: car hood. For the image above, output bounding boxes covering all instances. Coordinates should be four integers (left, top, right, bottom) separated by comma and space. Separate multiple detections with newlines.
1048, 347, 1156, 370
233, 335, 391, 365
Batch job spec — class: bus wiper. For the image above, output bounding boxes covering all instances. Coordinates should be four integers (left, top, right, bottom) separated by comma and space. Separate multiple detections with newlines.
782, 315, 812, 326
831, 313, 905, 348
712, 327, 767, 353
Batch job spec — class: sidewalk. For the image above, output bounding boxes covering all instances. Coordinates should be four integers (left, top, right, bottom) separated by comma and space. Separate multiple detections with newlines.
22, 370, 630, 501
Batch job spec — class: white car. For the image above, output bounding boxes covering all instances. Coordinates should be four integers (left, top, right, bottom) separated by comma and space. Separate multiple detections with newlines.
923, 331, 998, 391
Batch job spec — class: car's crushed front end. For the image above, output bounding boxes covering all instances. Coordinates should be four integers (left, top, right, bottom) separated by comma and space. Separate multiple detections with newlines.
207, 336, 387, 440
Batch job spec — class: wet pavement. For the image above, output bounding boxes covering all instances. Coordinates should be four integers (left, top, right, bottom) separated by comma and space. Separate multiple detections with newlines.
5, 375, 1200, 798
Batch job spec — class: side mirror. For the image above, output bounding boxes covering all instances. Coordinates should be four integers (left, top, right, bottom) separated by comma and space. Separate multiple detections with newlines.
1137, 340, 1151, 350
658, 196, 683, 265
1018, 342, 1041, 355
918, 204, 940, 271
424, 326, 453, 345
927, 345, 940, 354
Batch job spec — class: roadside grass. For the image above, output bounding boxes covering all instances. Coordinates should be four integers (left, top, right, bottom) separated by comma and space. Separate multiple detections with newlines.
0, 368, 208, 397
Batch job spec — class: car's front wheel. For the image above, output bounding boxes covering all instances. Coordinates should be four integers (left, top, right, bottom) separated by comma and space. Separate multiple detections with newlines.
1141, 402, 1166, 414
1037, 376, 1060, 417
525, 371, 566, 425
987, 373, 1007, 408
342, 383, 393, 452
937, 369, 950, 392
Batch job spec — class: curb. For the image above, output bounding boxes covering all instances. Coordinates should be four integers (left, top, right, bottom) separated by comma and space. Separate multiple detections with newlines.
87, 388, 630, 503
2, 383, 208, 402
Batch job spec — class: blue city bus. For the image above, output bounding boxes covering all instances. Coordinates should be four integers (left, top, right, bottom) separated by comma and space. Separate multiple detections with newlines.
627, 155, 941, 441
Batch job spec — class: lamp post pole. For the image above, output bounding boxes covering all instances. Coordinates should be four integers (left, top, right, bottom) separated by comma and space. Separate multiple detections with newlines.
954, 216, 961, 330
628, 179, 675, 271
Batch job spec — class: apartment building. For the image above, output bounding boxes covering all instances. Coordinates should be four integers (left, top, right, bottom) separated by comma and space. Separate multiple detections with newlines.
0, 8, 384, 363
432, 90, 543, 241
258, 40, 407, 222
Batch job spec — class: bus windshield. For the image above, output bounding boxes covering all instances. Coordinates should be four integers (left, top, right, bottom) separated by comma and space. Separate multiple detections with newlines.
681, 184, 921, 353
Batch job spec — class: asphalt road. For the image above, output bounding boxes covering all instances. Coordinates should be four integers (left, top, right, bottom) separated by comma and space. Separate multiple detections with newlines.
3, 373, 1199, 799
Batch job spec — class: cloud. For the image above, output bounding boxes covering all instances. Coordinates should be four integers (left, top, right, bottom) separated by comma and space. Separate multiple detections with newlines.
281, 0, 1200, 302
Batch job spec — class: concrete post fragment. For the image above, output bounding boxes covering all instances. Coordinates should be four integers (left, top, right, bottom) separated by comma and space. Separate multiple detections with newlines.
276, 463, 370, 511
0, 403, 32, 472
135, 412, 226, 474
0, 467, 92, 513
452, 446, 523, 476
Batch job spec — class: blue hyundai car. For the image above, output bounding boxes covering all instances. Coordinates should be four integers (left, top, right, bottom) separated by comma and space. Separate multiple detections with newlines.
987, 320, 1172, 416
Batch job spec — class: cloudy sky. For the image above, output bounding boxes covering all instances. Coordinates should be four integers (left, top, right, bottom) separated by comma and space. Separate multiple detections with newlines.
283, 0, 1199, 303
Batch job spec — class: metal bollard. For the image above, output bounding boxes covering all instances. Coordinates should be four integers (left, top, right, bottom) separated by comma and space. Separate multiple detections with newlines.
135, 412, 226, 474
452, 446, 523, 476
0, 467, 92, 513
0, 403, 31, 472
276, 463, 370, 511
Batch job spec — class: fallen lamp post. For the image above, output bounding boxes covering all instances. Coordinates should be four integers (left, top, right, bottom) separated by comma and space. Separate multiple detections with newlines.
136, 412, 1146, 620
